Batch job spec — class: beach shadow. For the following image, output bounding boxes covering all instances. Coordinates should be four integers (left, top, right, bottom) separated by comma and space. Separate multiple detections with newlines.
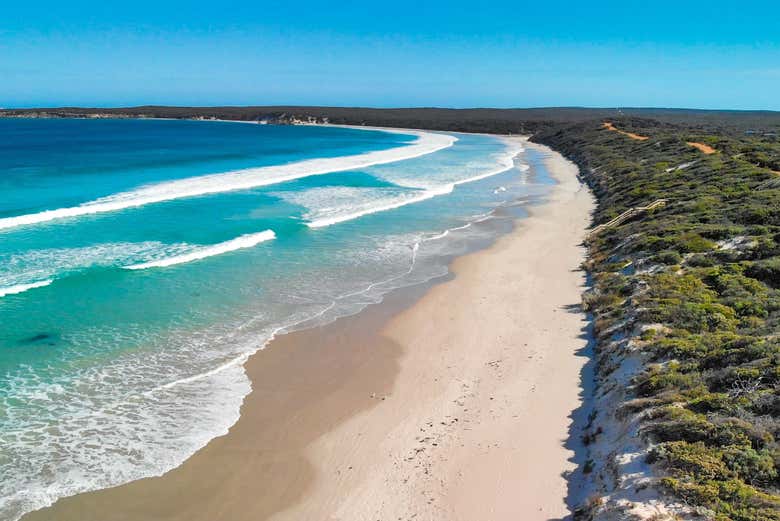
549, 277, 597, 521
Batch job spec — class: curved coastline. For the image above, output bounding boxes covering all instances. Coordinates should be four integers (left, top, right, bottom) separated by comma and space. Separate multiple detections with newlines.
4, 129, 523, 521
22, 139, 596, 521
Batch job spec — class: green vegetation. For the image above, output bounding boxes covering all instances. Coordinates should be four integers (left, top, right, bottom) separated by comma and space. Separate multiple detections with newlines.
3, 106, 780, 135
533, 118, 780, 520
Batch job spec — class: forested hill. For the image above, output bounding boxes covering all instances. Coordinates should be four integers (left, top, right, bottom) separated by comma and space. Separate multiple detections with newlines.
2, 106, 779, 135
533, 119, 780, 520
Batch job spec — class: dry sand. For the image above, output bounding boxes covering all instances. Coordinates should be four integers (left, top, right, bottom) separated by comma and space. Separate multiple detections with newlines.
24, 140, 595, 521
686, 141, 717, 154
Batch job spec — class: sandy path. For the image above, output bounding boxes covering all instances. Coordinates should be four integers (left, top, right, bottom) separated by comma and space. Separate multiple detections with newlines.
603, 121, 649, 141
24, 140, 595, 521
686, 141, 717, 154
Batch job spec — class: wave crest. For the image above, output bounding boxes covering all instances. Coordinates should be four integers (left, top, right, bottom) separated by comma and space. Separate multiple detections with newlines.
0, 280, 53, 298
123, 231, 276, 270
304, 138, 527, 228
0, 130, 455, 232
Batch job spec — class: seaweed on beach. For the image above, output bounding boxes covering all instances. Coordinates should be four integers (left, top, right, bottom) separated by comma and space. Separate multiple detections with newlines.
533, 118, 780, 520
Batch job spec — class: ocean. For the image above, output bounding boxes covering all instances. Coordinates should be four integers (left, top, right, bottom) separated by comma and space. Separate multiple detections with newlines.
0, 118, 553, 519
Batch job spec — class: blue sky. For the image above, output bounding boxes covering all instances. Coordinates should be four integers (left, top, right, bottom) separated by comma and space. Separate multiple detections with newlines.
2, 1, 779, 109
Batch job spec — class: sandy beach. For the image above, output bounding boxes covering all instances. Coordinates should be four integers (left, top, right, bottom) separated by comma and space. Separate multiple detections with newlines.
24, 140, 595, 521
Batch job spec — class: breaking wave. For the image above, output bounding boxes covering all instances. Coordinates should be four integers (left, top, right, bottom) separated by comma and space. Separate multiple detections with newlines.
0, 130, 456, 232
124, 231, 276, 270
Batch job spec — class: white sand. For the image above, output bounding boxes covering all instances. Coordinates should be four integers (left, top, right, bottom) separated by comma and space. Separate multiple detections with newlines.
272, 140, 595, 520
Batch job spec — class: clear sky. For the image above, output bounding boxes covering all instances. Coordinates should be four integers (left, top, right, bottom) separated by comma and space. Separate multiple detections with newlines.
2, 0, 779, 110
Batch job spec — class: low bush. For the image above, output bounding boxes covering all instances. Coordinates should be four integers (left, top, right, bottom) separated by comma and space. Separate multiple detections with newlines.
533, 119, 780, 517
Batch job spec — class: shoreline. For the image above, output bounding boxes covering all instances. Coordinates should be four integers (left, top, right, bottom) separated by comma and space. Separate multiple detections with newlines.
23, 141, 595, 520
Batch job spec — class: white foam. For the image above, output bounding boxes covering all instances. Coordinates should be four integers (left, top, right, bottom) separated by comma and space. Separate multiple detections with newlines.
153, 235, 427, 394
300, 186, 451, 228
0, 241, 193, 292
305, 143, 527, 229
371, 137, 525, 189
0, 130, 456, 231
0, 280, 53, 298
449, 149, 527, 187
124, 231, 275, 270
0, 229, 447, 520
424, 222, 474, 241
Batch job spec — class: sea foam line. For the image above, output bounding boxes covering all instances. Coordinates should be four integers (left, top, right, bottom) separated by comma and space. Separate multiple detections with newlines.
306, 187, 451, 228
154, 299, 339, 392
123, 231, 275, 270
306, 144, 527, 229
0, 280, 53, 298
0, 130, 456, 232
157, 199, 500, 394
153, 241, 423, 393
424, 221, 475, 241
152, 202, 484, 393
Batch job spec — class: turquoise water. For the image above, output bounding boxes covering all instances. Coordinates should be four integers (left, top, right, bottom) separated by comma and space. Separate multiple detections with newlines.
0, 119, 551, 519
